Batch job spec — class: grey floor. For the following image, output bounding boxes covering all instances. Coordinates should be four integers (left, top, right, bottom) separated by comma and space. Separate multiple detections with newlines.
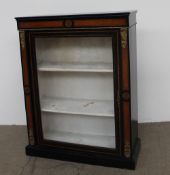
0, 122, 170, 175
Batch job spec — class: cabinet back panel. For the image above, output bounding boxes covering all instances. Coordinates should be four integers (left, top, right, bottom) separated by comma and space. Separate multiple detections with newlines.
42, 113, 115, 136
42, 113, 115, 148
35, 37, 113, 64
38, 72, 114, 101
34, 36, 116, 149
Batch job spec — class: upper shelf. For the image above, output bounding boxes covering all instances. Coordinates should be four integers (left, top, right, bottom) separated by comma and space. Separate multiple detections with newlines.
37, 62, 113, 73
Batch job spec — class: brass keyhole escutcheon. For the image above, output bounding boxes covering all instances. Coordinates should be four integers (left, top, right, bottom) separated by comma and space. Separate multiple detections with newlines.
64, 20, 73, 27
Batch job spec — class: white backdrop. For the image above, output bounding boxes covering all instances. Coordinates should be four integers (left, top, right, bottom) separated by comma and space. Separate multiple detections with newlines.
0, 0, 170, 124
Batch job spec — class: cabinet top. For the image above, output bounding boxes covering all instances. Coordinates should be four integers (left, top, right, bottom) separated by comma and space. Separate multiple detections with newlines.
16, 11, 137, 21
16, 11, 137, 30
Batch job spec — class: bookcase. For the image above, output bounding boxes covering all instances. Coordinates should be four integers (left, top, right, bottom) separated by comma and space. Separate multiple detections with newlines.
16, 11, 140, 169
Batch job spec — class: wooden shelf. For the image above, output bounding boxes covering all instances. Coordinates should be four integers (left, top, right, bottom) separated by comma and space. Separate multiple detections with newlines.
41, 97, 114, 117
38, 62, 113, 73
44, 131, 115, 148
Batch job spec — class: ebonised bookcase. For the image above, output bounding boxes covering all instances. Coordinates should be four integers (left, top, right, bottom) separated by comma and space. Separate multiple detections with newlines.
16, 11, 140, 169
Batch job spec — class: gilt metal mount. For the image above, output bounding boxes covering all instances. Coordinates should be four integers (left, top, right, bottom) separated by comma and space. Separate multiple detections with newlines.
124, 142, 131, 158
120, 28, 128, 49
19, 31, 25, 49
28, 128, 35, 145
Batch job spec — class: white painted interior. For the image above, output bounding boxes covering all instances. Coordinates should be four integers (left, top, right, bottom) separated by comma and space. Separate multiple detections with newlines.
36, 37, 115, 147
42, 113, 115, 148
44, 130, 115, 148
0, 0, 170, 124
36, 37, 113, 64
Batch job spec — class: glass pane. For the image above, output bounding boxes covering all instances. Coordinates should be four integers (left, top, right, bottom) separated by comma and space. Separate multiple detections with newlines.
35, 37, 116, 148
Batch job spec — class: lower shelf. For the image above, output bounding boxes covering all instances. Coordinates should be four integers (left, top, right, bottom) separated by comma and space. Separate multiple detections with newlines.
44, 131, 115, 148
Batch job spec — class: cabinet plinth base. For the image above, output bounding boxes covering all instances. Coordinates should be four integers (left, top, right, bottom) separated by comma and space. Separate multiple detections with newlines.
26, 138, 140, 170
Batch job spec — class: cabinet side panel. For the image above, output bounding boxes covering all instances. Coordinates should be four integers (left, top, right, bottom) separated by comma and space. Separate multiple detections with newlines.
128, 12, 136, 27
129, 26, 138, 148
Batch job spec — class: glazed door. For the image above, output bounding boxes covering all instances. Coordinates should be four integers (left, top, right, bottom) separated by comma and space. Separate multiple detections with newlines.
28, 30, 121, 154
